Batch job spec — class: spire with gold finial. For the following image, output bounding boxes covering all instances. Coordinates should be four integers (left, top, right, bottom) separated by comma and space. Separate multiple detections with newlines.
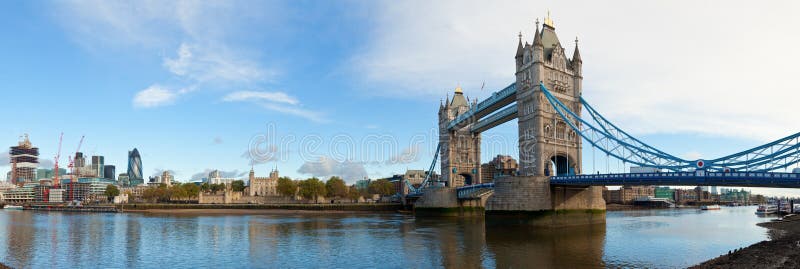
454, 83, 463, 94
543, 10, 554, 28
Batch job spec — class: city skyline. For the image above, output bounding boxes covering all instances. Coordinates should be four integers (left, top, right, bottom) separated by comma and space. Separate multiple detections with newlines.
2, 1, 800, 197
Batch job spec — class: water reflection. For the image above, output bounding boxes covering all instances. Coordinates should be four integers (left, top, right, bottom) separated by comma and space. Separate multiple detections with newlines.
0, 207, 771, 268
486, 223, 606, 268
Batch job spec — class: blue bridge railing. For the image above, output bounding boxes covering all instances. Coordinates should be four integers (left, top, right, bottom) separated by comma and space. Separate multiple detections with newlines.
551, 171, 800, 188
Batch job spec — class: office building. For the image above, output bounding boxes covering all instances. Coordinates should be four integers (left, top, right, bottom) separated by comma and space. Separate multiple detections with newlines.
91, 156, 105, 178
9, 134, 39, 183
127, 148, 143, 184
104, 165, 116, 180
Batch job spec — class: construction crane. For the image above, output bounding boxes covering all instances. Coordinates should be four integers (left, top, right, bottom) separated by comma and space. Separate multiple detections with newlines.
67, 135, 85, 202
53, 133, 63, 188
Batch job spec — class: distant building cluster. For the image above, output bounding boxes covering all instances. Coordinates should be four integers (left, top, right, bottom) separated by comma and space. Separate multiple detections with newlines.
480, 155, 518, 183
603, 185, 763, 205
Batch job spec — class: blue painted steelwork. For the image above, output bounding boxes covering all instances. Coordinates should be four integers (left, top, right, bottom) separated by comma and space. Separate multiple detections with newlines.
581, 97, 684, 162
551, 172, 800, 188
456, 183, 495, 199
703, 132, 800, 172
447, 83, 517, 131
543, 82, 800, 172
470, 103, 518, 133
406, 143, 442, 194
539, 83, 694, 170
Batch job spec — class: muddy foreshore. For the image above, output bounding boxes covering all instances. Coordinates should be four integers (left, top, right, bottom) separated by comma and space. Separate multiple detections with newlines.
691, 214, 800, 269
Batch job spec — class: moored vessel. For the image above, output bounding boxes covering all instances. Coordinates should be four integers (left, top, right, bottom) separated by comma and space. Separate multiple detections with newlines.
756, 204, 778, 215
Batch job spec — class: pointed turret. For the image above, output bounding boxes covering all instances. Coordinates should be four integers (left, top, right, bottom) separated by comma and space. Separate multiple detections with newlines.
572, 37, 582, 63
515, 32, 524, 58
533, 21, 543, 47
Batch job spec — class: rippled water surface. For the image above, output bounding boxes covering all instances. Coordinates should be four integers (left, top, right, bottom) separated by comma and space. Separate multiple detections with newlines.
0, 206, 770, 268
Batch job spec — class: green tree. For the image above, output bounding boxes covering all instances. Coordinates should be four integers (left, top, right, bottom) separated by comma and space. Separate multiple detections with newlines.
169, 183, 200, 201
298, 177, 327, 200
200, 182, 210, 192
104, 184, 120, 202
325, 176, 347, 198
210, 183, 225, 194
277, 177, 296, 197
369, 179, 395, 196
231, 180, 246, 192
347, 185, 362, 201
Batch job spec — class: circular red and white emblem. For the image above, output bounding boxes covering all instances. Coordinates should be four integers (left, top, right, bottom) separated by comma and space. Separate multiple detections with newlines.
696, 160, 705, 169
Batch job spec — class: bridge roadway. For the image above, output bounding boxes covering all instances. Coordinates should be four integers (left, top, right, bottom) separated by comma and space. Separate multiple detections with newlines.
447, 83, 517, 131
551, 171, 800, 188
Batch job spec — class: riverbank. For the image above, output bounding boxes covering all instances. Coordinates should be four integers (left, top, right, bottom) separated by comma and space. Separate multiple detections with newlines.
691, 214, 800, 268
118, 203, 404, 214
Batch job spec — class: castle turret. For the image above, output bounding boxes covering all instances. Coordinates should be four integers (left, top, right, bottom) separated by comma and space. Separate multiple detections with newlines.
572, 37, 582, 73
532, 21, 544, 63
515, 32, 524, 69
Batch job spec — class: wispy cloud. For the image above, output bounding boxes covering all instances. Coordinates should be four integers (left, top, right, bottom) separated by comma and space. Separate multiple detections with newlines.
223, 90, 327, 123
222, 91, 298, 105
53, 1, 283, 109
163, 43, 271, 84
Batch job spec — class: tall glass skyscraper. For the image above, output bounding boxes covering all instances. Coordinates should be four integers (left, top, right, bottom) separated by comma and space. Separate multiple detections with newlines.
127, 148, 143, 185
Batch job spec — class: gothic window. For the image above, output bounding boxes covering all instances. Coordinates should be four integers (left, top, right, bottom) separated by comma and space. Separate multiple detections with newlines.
544, 124, 552, 137
556, 122, 566, 140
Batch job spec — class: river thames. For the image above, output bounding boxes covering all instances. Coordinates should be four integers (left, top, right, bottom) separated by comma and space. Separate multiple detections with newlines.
0, 206, 772, 268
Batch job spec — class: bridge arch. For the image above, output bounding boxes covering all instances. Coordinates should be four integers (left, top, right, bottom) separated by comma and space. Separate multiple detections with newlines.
460, 173, 475, 185
546, 154, 578, 176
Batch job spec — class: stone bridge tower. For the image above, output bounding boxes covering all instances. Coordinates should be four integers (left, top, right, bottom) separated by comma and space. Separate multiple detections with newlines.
515, 15, 583, 177
439, 86, 481, 187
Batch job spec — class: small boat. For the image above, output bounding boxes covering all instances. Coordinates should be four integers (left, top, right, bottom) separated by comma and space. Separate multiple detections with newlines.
756, 204, 778, 215
3, 205, 23, 210
701, 205, 721, 210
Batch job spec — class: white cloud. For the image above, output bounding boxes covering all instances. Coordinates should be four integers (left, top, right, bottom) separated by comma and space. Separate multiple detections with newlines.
297, 156, 368, 182
151, 168, 176, 178
133, 85, 181, 108
223, 91, 298, 105
190, 169, 246, 182
53, 2, 280, 108
164, 43, 270, 84
353, 1, 800, 142
386, 145, 420, 165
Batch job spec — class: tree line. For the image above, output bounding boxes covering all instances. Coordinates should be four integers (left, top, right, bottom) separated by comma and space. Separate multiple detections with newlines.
110, 177, 398, 203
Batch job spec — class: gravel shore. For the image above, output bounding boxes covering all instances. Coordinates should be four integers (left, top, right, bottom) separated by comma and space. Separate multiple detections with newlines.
691, 214, 800, 269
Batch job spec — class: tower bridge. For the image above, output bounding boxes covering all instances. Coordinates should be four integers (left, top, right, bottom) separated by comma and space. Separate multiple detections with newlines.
411, 14, 800, 224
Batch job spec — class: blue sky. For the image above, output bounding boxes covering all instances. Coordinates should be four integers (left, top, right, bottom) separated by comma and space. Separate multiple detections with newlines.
1, 1, 800, 196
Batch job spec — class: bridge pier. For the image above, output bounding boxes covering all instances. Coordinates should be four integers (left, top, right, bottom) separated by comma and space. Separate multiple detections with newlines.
485, 176, 605, 227
413, 187, 489, 217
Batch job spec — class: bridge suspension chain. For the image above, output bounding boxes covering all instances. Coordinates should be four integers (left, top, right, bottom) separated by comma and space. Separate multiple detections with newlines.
539, 83, 693, 171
